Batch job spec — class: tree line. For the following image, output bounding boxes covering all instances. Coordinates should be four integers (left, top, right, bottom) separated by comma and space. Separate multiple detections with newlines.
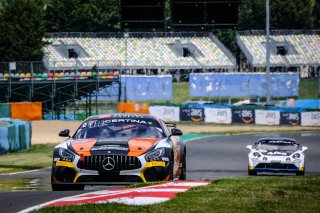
0, 0, 319, 62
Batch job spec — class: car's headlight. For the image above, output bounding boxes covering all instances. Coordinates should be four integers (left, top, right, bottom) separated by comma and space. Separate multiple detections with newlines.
58, 148, 75, 161
253, 152, 261, 158
145, 148, 165, 162
292, 153, 301, 159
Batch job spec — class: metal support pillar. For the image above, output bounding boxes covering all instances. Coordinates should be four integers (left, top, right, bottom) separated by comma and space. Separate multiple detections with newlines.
266, 0, 271, 104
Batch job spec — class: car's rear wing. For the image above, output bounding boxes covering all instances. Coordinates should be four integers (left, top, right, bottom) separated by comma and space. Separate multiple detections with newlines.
165, 122, 177, 128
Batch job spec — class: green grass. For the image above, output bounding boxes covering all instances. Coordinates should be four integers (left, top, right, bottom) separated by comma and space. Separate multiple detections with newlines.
0, 144, 56, 173
33, 175, 320, 213
299, 79, 319, 99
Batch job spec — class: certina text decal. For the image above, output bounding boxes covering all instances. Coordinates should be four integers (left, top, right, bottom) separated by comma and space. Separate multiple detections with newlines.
86, 119, 148, 128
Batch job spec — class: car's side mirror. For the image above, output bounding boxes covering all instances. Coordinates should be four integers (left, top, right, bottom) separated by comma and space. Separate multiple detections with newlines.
302, 146, 308, 152
171, 128, 183, 136
246, 145, 252, 150
59, 129, 70, 138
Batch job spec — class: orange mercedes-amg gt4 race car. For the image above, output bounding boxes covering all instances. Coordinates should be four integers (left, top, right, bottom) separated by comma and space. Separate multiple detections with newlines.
51, 113, 186, 190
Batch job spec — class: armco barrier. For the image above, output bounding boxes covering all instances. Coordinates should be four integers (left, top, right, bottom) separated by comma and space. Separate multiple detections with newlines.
0, 119, 31, 154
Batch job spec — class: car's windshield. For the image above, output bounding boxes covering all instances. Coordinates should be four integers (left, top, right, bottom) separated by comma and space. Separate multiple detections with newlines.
255, 140, 298, 152
74, 118, 165, 139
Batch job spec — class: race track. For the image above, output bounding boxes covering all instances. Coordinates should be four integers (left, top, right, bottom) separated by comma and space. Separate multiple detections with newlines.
0, 132, 319, 213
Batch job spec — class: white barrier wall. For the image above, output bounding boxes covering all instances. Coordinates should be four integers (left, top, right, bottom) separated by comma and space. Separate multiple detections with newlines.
204, 108, 232, 124
255, 110, 280, 125
301, 112, 320, 126
148, 106, 180, 122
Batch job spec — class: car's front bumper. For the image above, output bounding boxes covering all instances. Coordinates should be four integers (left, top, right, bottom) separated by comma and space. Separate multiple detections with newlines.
52, 156, 171, 184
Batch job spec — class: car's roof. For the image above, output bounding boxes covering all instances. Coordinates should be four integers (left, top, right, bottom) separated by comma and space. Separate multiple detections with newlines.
257, 137, 297, 145
86, 113, 157, 121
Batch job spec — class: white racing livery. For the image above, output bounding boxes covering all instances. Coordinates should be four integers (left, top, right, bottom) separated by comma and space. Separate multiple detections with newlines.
246, 138, 308, 175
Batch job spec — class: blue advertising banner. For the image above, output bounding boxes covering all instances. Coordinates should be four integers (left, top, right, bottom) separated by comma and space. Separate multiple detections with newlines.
121, 75, 172, 101
189, 73, 299, 97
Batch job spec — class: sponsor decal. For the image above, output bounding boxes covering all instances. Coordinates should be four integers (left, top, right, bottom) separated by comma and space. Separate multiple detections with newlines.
280, 112, 301, 126
145, 161, 166, 167
190, 109, 204, 122
232, 109, 254, 124
112, 114, 143, 118
56, 161, 74, 168
102, 157, 116, 171
91, 145, 129, 152
266, 111, 277, 125
217, 109, 228, 122
180, 108, 204, 122
311, 112, 320, 125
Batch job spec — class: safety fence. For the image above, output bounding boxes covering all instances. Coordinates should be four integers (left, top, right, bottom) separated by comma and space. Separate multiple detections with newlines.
149, 105, 320, 126
0, 118, 31, 154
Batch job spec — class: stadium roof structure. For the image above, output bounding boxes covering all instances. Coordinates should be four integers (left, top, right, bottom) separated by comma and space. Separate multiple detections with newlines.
237, 30, 320, 68
43, 32, 236, 71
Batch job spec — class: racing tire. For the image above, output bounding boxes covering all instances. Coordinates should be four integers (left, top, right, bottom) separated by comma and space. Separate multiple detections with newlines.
248, 170, 257, 176
179, 150, 186, 180
168, 153, 174, 181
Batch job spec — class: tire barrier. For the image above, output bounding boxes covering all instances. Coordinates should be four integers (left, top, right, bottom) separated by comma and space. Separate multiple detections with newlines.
0, 103, 11, 118
0, 118, 31, 154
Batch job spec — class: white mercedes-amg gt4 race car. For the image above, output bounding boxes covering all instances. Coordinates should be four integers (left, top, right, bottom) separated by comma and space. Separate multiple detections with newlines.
246, 137, 308, 176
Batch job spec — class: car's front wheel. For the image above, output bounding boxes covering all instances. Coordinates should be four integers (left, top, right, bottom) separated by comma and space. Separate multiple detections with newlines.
179, 150, 186, 180
296, 170, 305, 176
248, 169, 257, 176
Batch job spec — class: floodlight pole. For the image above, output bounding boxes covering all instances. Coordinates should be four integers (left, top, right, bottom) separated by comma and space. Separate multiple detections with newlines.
266, 0, 271, 104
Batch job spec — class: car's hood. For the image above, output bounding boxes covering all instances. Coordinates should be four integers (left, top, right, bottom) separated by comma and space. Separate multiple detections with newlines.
68, 137, 159, 157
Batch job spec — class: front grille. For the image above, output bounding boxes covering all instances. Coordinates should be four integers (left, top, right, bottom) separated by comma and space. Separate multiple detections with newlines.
78, 155, 141, 172
256, 163, 297, 170
76, 175, 143, 183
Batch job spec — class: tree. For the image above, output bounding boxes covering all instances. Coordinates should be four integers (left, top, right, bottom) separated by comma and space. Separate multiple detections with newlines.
0, 0, 46, 61
238, 0, 320, 30
45, 0, 120, 32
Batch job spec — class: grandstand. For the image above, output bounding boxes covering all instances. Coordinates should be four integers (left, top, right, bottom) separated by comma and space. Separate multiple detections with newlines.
237, 30, 320, 74
43, 32, 236, 72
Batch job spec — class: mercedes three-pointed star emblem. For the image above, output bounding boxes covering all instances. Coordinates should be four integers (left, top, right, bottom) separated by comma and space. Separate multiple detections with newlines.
102, 157, 115, 171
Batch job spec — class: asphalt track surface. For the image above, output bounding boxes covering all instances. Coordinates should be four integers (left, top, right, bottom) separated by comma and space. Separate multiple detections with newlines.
0, 132, 319, 213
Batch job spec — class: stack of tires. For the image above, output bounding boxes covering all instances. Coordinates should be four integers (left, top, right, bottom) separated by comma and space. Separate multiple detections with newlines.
0, 118, 31, 154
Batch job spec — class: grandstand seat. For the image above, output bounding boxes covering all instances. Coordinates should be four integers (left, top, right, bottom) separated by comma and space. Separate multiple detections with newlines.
42, 73, 48, 78
48, 72, 54, 78
25, 73, 31, 78
19, 73, 25, 78
86, 71, 92, 77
